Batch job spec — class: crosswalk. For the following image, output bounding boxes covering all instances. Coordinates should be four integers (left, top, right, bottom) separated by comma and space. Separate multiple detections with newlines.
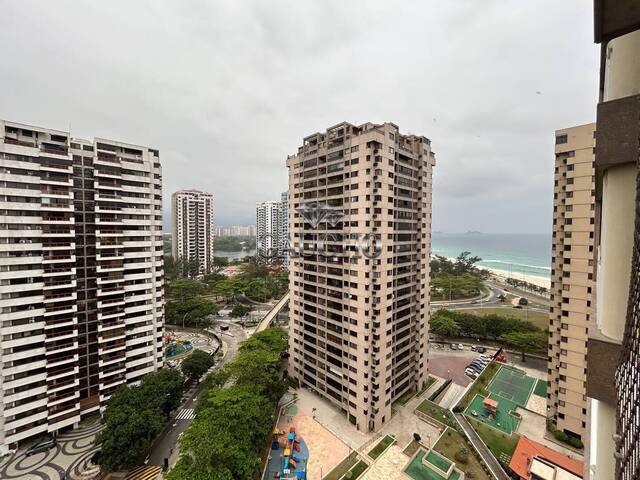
175, 408, 195, 421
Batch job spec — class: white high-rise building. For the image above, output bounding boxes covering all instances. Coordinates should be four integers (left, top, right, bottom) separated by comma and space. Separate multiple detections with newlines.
171, 190, 214, 278
281, 191, 289, 268
0, 119, 164, 448
256, 201, 283, 262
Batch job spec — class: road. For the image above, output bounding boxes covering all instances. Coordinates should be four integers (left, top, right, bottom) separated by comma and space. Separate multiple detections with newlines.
147, 321, 246, 468
431, 283, 505, 310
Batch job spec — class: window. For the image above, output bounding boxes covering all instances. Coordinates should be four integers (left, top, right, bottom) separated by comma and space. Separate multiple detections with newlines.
556, 134, 568, 144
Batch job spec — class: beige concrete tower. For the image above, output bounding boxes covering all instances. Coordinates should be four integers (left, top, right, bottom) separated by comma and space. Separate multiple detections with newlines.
548, 123, 595, 441
287, 121, 434, 432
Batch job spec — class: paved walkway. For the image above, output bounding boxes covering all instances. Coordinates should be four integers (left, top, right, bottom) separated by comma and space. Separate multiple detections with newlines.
438, 383, 466, 409
455, 413, 509, 480
0, 416, 102, 480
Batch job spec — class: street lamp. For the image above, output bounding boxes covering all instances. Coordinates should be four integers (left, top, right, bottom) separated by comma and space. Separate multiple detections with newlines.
182, 312, 190, 330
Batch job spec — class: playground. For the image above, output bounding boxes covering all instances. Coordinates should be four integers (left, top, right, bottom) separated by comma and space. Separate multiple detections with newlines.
464, 394, 520, 434
265, 400, 350, 480
463, 366, 538, 435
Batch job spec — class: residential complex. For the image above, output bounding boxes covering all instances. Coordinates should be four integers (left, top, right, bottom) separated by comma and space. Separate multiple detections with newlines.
586, 4, 640, 479
214, 225, 256, 237
286, 121, 435, 431
281, 191, 289, 268
0, 120, 164, 448
171, 190, 214, 277
256, 200, 284, 262
548, 123, 595, 441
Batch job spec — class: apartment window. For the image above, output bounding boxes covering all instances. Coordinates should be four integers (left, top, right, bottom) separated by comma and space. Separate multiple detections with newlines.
555, 134, 568, 144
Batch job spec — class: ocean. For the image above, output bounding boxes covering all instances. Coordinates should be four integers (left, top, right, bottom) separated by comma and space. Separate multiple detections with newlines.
432, 233, 552, 280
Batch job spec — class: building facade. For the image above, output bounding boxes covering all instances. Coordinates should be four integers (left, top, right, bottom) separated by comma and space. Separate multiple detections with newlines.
548, 123, 596, 441
287, 121, 435, 432
171, 190, 214, 278
586, 3, 640, 479
256, 200, 283, 262
0, 120, 164, 448
214, 225, 255, 237
281, 191, 289, 268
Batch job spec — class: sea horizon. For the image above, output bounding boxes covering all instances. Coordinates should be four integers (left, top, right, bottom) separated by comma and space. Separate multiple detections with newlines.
432, 232, 552, 280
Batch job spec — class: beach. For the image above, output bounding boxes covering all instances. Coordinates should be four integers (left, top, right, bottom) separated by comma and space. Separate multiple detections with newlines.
487, 267, 551, 289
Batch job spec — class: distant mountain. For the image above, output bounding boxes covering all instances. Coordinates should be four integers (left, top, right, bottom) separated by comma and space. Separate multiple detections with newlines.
465, 230, 483, 235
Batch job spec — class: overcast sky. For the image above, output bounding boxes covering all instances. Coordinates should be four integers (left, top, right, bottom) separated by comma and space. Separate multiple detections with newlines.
0, 1, 598, 234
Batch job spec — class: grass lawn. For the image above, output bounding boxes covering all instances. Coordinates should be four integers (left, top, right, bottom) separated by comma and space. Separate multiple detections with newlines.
349, 461, 369, 479
418, 376, 437, 396
452, 306, 548, 329
416, 399, 457, 430
456, 361, 500, 411
403, 440, 421, 457
433, 428, 491, 480
324, 451, 359, 480
469, 418, 519, 464
395, 389, 418, 406
368, 435, 395, 460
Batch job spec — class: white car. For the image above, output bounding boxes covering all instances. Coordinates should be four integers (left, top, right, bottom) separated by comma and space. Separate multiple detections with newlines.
457, 344, 464, 350
465, 368, 479, 378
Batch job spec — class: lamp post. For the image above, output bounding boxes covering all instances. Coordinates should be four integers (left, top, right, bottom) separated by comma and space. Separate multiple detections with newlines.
182, 312, 190, 330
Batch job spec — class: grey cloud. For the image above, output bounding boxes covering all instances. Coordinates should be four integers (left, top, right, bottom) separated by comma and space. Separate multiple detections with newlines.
0, 0, 597, 232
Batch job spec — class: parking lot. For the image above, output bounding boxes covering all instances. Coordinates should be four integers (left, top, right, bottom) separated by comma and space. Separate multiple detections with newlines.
429, 345, 496, 387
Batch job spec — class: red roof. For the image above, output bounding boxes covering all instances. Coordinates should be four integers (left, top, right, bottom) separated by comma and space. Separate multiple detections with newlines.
509, 436, 584, 479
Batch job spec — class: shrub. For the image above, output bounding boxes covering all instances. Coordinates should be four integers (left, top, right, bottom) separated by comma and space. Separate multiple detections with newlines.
455, 447, 469, 464
453, 405, 463, 413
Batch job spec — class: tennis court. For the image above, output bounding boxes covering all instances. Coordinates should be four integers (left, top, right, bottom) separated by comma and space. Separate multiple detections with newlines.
487, 366, 536, 408
464, 394, 521, 434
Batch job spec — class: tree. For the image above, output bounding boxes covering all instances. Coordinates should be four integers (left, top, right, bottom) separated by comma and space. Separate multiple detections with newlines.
139, 368, 185, 418
430, 312, 461, 337
518, 297, 529, 306
168, 385, 273, 480
500, 331, 547, 361
166, 298, 220, 328
167, 279, 206, 301
96, 369, 184, 472
181, 350, 215, 382
230, 304, 253, 318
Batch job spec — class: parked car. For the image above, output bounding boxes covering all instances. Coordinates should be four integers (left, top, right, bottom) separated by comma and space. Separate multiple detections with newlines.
468, 361, 484, 371
26, 438, 56, 456
470, 346, 477, 351
465, 368, 479, 378
477, 347, 487, 354
166, 360, 177, 368
450, 344, 457, 350
457, 343, 464, 350
478, 354, 490, 361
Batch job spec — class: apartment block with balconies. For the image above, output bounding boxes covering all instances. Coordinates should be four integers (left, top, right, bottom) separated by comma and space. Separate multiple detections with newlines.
171, 190, 214, 278
548, 123, 595, 442
0, 120, 164, 449
287, 121, 434, 432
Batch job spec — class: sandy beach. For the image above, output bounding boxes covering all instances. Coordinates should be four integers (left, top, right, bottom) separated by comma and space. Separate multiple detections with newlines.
487, 267, 551, 289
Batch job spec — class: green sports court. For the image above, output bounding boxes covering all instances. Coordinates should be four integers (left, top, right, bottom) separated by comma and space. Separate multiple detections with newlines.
487, 366, 536, 407
464, 393, 521, 434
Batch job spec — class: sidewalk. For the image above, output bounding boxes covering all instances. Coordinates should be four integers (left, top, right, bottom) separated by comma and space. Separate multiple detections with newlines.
456, 413, 510, 480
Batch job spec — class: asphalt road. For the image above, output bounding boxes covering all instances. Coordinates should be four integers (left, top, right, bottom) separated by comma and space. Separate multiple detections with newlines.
147, 322, 246, 468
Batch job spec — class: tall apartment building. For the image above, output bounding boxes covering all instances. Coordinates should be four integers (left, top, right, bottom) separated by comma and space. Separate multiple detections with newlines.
171, 190, 214, 278
586, 4, 640, 479
287, 121, 435, 432
0, 120, 164, 448
214, 225, 255, 237
281, 191, 289, 268
548, 123, 595, 442
256, 200, 283, 262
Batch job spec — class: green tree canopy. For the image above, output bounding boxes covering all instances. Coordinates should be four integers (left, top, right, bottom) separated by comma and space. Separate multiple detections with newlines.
230, 304, 253, 318
166, 298, 220, 328
97, 369, 185, 472
430, 312, 461, 337
500, 331, 547, 361
168, 279, 206, 301
181, 350, 215, 382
